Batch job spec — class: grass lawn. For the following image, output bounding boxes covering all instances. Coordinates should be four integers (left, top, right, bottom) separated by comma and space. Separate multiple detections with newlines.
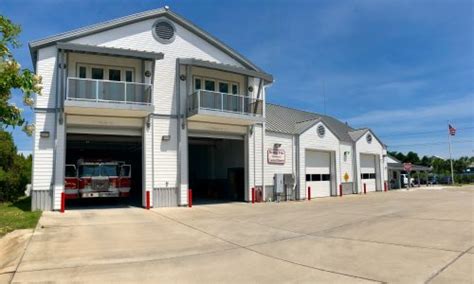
0, 197, 42, 237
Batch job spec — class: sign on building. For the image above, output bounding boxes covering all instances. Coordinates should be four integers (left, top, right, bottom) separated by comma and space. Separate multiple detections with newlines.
267, 148, 285, 165
403, 163, 412, 172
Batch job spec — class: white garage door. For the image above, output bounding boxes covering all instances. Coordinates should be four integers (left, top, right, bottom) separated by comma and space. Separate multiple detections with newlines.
306, 150, 332, 197
360, 154, 377, 192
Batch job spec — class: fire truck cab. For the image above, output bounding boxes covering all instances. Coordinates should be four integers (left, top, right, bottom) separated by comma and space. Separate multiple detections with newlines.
64, 161, 132, 199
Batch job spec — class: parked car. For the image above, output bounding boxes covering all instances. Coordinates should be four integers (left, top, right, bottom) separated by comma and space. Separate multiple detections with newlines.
427, 175, 439, 185
401, 174, 415, 187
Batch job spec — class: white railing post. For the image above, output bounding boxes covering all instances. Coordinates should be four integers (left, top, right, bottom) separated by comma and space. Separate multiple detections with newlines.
197, 90, 200, 110
96, 80, 99, 102
241, 96, 244, 114
221, 92, 224, 111
124, 81, 127, 104
66, 78, 69, 100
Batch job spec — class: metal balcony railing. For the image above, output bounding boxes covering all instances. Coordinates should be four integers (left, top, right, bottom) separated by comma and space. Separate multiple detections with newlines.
66, 77, 152, 105
187, 90, 263, 116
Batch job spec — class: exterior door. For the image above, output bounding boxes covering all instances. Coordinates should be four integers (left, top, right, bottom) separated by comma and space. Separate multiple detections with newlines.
360, 154, 377, 192
305, 150, 332, 197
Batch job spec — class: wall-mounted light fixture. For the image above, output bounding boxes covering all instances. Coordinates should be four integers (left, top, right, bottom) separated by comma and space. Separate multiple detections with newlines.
248, 86, 254, 92
40, 131, 50, 138
162, 135, 171, 141
273, 143, 282, 149
179, 74, 186, 81
144, 70, 152, 77
344, 151, 351, 161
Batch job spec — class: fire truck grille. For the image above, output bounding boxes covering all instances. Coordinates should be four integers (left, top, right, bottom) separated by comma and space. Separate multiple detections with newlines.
91, 178, 109, 191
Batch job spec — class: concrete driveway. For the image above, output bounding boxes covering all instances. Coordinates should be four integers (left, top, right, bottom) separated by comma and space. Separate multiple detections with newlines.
3, 186, 473, 283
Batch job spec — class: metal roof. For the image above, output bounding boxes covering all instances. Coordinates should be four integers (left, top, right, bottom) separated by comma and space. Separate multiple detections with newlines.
388, 163, 431, 171
29, 7, 266, 73
265, 103, 356, 142
56, 42, 164, 60
178, 58, 273, 82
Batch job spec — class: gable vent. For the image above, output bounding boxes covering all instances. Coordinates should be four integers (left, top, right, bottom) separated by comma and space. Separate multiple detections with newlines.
153, 20, 175, 43
317, 125, 325, 138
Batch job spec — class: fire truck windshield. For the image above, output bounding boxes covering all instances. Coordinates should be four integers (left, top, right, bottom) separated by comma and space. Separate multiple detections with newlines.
79, 164, 118, 177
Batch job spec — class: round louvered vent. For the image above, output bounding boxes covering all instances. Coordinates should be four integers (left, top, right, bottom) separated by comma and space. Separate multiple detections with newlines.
366, 133, 373, 143
153, 20, 175, 43
317, 125, 325, 138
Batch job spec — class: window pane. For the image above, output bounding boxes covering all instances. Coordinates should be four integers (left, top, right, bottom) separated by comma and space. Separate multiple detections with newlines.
322, 174, 331, 181
65, 166, 76, 177
312, 174, 321, 181
91, 68, 104, 80
195, 78, 201, 90
101, 165, 118, 176
306, 174, 311, 181
232, 84, 238, 95
219, 82, 229, 93
204, 80, 215, 91
79, 66, 87, 78
125, 70, 133, 82
109, 69, 121, 81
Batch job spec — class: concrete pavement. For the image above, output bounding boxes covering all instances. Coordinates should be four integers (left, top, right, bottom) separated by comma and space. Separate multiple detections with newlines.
3, 186, 473, 283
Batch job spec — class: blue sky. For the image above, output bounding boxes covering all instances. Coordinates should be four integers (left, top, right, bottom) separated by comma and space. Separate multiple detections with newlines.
3, 0, 473, 158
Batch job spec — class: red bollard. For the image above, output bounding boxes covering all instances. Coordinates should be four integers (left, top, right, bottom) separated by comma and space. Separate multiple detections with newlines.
60, 192, 65, 213
364, 183, 367, 194
384, 181, 388, 192
252, 187, 255, 204
308, 186, 311, 201
188, 189, 192, 208
146, 191, 150, 210
339, 184, 343, 197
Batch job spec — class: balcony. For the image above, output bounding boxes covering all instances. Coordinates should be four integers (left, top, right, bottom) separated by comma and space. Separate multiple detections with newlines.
64, 77, 153, 117
187, 90, 264, 125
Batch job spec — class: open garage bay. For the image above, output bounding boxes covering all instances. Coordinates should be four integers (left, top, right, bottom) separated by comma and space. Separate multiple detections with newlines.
5, 187, 473, 283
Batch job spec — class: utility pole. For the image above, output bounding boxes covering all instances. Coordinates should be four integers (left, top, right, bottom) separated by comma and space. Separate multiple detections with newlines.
447, 122, 455, 185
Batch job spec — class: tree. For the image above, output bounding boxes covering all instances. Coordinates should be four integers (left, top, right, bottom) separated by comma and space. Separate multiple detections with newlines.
405, 151, 420, 164
0, 129, 32, 201
1, 15, 42, 135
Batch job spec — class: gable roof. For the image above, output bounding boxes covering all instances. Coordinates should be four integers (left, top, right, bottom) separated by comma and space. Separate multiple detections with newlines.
348, 128, 369, 141
29, 7, 266, 73
265, 103, 355, 142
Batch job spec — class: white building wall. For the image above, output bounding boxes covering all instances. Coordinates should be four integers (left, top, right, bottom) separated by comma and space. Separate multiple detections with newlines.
339, 142, 354, 183
31, 113, 55, 194
264, 131, 295, 186
355, 131, 386, 193
247, 124, 263, 201
35, 46, 57, 109
299, 122, 341, 199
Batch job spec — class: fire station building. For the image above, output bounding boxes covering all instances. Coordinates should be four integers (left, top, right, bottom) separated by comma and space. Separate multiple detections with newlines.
29, 7, 388, 210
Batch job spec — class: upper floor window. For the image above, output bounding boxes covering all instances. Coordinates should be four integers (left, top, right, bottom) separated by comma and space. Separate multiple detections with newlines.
77, 64, 135, 82
194, 76, 240, 95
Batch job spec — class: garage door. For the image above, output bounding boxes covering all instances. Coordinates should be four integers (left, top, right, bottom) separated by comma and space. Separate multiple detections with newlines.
360, 154, 377, 192
305, 150, 332, 197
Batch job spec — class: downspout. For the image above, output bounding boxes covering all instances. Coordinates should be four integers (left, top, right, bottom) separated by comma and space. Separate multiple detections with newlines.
176, 60, 181, 200
352, 141, 358, 193
51, 49, 63, 210
295, 134, 301, 200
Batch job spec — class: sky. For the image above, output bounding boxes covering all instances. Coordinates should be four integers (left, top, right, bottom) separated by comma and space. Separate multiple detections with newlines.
2, 0, 473, 158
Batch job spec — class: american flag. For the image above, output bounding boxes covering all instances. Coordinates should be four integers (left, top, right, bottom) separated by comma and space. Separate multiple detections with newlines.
448, 124, 456, 136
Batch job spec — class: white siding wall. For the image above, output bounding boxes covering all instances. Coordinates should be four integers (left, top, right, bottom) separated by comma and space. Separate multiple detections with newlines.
247, 124, 263, 201
264, 132, 294, 186
32, 113, 55, 201
35, 46, 57, 109
299, 122, 341, 199
355, 132, 386, 193
339, 143, 354, 183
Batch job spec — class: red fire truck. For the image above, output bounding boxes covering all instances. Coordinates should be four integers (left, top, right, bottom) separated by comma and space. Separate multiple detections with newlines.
64, 161, 131, 199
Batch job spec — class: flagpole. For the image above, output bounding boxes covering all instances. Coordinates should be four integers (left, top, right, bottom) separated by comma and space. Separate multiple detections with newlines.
448, 122, 455, 185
